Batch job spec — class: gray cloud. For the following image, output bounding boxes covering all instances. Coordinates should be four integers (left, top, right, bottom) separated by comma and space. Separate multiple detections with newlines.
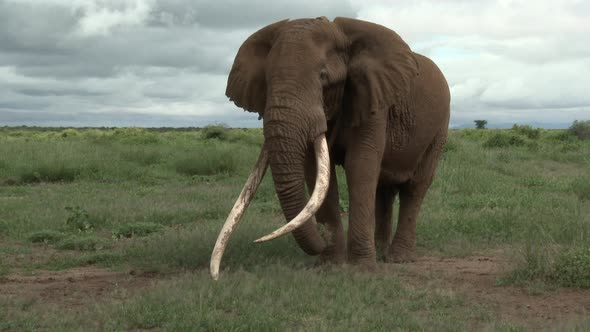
0, 0, 588, 128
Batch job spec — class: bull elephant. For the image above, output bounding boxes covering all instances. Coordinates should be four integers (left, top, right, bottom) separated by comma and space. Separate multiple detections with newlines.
210, 17, 450, 280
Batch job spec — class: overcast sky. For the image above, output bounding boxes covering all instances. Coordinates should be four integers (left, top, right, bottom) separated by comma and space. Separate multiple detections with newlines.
0, 0, 588, 128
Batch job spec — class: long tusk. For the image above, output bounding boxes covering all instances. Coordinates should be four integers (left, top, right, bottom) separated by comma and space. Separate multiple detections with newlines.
210, 146, 269, 280
254, 134, 330, 243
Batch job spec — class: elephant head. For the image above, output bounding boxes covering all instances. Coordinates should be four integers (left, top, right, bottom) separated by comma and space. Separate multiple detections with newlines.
211, 17, 419, 279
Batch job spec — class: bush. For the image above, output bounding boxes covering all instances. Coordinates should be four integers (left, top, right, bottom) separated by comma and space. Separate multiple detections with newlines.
568, 120, 590, 140
60, 129, 80, 138
551, 247, 590, 288
202, 124, 229, 140
511, 124, 541, 139
483, 132, 526, 148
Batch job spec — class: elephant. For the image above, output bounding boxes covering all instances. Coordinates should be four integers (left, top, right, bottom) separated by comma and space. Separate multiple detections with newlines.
210, 16, 450, 280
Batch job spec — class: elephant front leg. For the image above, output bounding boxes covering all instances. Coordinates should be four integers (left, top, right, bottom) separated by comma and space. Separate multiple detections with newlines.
345, 148, 383, 270
305, 157, 345, 264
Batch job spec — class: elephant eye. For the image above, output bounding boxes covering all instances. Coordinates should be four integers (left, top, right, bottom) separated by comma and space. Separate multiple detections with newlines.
319, 68, 329, 85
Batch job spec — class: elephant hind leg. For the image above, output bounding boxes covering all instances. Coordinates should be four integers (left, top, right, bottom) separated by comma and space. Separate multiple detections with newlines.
374, 186, 397, 259
386, 183, 428, 263
386, 131, 446, 263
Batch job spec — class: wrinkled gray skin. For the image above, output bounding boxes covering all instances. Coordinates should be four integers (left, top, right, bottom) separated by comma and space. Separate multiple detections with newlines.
226, 17, 450, 269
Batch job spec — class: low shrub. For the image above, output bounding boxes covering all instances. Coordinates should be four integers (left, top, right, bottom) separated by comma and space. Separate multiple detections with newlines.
551, 247, 590, 288
483, 132, 526, 148
202, 124, 229, 140
568, 120, 590, 140
511, 124, 541, 139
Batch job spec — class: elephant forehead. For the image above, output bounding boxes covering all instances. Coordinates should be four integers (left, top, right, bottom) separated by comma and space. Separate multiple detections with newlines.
276, 19, 347, 50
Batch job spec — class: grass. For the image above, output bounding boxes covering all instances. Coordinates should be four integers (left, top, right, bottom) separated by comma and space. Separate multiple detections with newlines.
0, 126, 589, 330
112, 222, 164, 239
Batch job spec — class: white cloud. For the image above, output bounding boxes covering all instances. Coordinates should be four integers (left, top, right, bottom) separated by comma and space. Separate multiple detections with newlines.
73, 0, 154, 37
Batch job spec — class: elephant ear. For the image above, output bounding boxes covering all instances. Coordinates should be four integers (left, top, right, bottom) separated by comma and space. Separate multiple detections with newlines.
226, 19, 289, 116
334, 17, 419, 129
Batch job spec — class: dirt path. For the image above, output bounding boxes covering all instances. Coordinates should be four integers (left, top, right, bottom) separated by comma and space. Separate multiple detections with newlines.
0, 267, 156, 310
392, 250, 590, 329
1, 250, 588, 329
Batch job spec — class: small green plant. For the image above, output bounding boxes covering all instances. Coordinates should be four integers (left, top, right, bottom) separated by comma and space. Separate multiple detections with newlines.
568, 120, 590, 140
202, 124, 229, 140
113, 222, 164, 239
474, 120, 487, 129
65, 206, 95, 232
27, 230, 66, 244
551, 247, 590, 288
56, 235, 111, 251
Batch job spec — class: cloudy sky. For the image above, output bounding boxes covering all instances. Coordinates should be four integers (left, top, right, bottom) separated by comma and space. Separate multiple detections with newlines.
0, 0, 588, 128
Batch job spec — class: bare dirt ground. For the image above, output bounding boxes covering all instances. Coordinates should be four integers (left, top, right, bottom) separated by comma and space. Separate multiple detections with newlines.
1, 267, 156, 310
1, 249, 589, 329
392, 250, 590, 329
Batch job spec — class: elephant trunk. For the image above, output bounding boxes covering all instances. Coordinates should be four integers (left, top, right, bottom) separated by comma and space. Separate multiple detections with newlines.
263, 107, 327, 255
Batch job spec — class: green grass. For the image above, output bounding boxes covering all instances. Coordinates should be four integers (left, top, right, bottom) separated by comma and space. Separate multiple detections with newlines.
1, 126, 589, 330
112, 222, 164, 239
55, 235, 112, 251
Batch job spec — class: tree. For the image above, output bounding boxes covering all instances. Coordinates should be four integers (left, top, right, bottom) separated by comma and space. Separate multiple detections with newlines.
474, 120, 488, 129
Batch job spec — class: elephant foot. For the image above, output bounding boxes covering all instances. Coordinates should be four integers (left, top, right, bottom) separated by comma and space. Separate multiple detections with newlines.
348, 255, 377, 272
385, 244, 416, 263
317, 243, 346, 266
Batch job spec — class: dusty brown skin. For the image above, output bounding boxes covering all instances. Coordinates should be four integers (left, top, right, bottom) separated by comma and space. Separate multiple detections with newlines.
225, 17, 450, 269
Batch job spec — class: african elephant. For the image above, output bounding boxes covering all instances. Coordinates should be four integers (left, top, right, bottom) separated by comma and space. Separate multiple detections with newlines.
211, 17, 450, 279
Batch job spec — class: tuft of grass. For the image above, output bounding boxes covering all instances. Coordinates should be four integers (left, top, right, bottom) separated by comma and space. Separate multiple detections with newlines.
56, 235, 111, 251
27, 230, 66, 244
18, 164, 80, 184
570, 176, 590, 201
113, 222, 164, 239
173, 143, 241, 176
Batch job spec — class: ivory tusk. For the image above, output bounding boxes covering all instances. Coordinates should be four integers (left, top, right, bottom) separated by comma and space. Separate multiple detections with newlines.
254, 134, 330, 243
210, 147, 269, 280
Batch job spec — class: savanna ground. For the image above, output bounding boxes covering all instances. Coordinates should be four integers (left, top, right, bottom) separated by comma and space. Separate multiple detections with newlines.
1, 124, 589, 331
